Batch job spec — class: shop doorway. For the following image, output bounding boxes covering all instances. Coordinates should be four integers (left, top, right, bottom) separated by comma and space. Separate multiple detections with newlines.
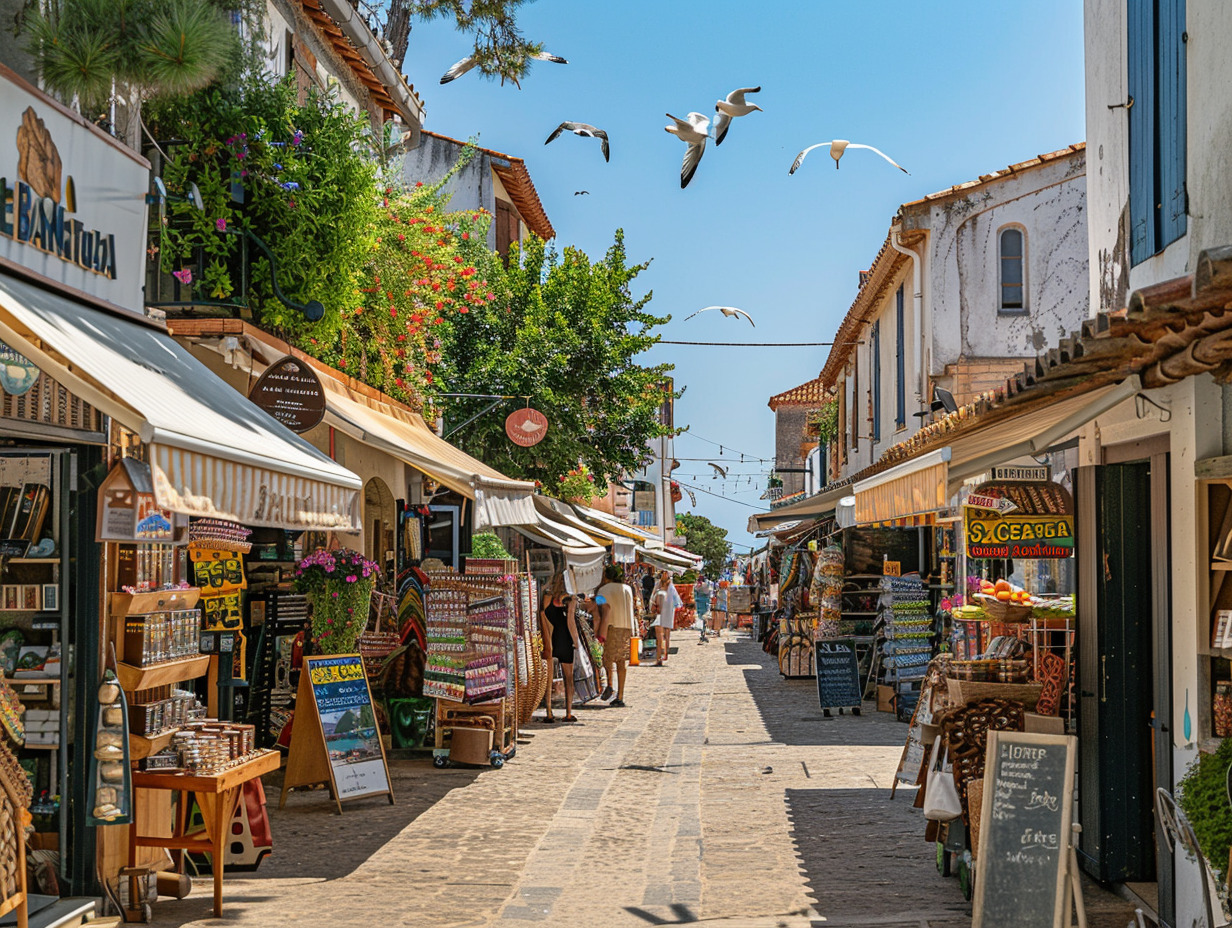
425, 505, 461, 568
364, 477, 396, 579
1075, 450, 1173, 925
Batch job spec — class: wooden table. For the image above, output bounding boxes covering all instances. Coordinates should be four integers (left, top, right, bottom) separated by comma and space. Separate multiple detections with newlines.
129, 750, 281, 917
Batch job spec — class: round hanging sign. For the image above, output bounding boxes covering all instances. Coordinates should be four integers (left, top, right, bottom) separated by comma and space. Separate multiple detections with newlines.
249, 356, 326, 433
0, 341, 40, 396
505, 407, 549, 447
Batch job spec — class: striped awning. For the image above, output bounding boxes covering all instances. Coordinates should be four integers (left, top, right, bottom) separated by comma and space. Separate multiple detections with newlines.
853, 449, 950, 526
0, 274, 361, 531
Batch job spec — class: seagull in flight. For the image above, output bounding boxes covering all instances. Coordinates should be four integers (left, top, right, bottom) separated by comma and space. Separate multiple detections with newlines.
682, 306, 756, 327
708, 462, 729, 479
790, 140, 909, 175
574, 190, 590, 196
545, 122, 610, 161
440, 50, 568, 86
713, 86, 762, 146
665, 113, 710, 188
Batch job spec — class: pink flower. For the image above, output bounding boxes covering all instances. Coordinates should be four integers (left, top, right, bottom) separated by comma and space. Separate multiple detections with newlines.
346, 575, 357, 583
215, 218, 227, 232
172, 268, 193, 285
331, 591, 339, 599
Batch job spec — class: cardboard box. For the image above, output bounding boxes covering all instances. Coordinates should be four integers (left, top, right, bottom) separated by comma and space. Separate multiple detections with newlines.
1024, 711, 1065, 734
449, 726, 494, 766
877, 685, 895, 712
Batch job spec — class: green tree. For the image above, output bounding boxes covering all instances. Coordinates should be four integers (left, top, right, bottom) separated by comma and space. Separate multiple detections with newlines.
428, 232, 677, 491
675, 513, 732, 581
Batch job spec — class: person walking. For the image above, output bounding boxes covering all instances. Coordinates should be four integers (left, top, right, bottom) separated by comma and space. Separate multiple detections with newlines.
650, 571, 682, 666
540, 574, 579, 723
694, 576, 713, 643
595, 564, 635, 706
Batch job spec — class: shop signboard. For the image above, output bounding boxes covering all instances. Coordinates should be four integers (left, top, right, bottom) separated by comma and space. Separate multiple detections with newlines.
280, 654, 394, 813
248, 356, 326, 433
0, 68, 149, 313
505, 407, 548, 447
972, 732, 1077, 928
991, 465, 1050, 482
964, 480, 1074, 560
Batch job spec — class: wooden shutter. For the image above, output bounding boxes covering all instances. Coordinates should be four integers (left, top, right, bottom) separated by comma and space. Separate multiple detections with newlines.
1157, 0, 1187, 249
495, 200, 518, 265
871, 321, 881, 444
895, 286, 906, 427
850, 363, 859, 454
1127, 0, 1156, 265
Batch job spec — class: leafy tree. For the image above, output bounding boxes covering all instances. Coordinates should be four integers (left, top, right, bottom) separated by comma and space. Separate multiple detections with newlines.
23, 0, 245, 145
428, 232, 677, 490
675, 513, 732, 581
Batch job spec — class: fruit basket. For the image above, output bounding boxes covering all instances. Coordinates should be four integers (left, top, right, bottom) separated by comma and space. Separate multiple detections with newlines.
975, 595, 1034, 623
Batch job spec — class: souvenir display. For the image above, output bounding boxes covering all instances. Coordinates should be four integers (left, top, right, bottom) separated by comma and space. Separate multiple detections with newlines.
87, 670, 131, 825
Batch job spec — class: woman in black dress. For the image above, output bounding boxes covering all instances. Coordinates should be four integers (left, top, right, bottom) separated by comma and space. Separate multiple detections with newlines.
540, 574, 579, 723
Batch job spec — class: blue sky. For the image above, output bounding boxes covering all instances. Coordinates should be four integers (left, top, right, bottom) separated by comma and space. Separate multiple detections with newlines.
403, 2, 1086, 551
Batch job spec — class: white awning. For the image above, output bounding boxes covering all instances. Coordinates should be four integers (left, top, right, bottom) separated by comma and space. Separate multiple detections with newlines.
0, 274, 360, 531
318, 378, 537, 529
640, 546, 694, 574
570, 503, 666, 549
535, 498, 635, 561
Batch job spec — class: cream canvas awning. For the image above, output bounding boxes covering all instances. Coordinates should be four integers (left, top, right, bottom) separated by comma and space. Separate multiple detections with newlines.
571, 504, 665, 548
853, 449, 951, 525
318, 378, 537, 529
0, 275, 361, 531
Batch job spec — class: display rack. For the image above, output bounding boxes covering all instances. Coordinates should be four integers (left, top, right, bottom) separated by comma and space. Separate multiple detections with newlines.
247, 591, 309, 747
874, 575, 934, 715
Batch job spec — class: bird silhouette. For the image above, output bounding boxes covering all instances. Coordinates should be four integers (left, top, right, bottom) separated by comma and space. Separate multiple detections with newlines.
574, 190, 590, 196
714, 86, 763, 146
790, 140, 909, 174
545, 122, 609, 161
682, 306, 755, 327
708, 462, 729, 479
665, 113, 710, 188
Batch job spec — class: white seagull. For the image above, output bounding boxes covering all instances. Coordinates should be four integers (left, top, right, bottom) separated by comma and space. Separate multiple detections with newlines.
665, 113, 711, 188
713, 86, 762, 146
440, 49, 568, 85
682, 306, 756, 327
789, 140, 910, 175
545, 122, 610, 162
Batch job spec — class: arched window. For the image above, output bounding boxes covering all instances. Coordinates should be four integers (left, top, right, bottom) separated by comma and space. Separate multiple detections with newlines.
999, 227, 1026, 312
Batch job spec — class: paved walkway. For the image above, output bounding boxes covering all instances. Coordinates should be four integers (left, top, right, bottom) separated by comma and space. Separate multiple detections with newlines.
150, 632, 1136, 927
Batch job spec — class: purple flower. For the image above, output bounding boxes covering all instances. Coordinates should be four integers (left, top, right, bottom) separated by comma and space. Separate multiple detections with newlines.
273, 163, 283, 171
346, 575, 357, 583
172, 268, 193, 285
279, 181, 300, 191
291, 129, 304, 147
215, 217, 227, 232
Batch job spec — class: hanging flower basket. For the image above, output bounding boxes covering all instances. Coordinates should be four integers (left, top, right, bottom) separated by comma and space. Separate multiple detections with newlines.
295, 548, 380, 655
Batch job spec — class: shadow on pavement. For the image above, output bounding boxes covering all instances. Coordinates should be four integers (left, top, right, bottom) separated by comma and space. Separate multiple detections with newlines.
721, 634, 906, 748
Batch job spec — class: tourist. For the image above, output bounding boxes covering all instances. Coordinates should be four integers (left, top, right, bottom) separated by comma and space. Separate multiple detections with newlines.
650, 571, 682, 666
596, 564, 635, 706
540, 574, 579, 723
694, 575, 713, 643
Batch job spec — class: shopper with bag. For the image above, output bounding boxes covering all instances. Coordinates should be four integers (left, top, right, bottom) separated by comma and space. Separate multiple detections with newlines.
540, 575, 579, 723
650, 571, 682, 666
596, 564, 635, 706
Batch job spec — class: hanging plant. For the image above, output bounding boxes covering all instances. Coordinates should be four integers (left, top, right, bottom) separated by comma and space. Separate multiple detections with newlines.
551, 465, 597, 503
294, 548, 380, 655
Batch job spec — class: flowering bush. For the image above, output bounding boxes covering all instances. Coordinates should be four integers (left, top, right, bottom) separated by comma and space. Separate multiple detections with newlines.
294, 548, 380, 654
552, 465, 597, 503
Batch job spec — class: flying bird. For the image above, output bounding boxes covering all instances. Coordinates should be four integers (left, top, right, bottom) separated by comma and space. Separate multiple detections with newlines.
682, 306, 756, 327
440, 50, 568, 86
708, 462, 729, 479
713, 86, 762, 146
790, 140, 909, 175
574, 190, 590, 196
665, 112, 711, 188
545, 122, 610, 161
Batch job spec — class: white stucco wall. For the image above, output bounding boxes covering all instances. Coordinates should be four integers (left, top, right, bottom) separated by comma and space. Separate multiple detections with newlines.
401, 135, 500, 250
920, 153, 1089, 373
1085, 0, 1232, 310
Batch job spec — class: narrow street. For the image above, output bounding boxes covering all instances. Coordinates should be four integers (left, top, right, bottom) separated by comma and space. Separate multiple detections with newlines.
152, 634, 1135, 928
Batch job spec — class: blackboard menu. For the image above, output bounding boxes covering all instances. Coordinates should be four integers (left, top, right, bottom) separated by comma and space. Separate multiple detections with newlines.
973, 732, 1076, 928
815, 638, 862, 710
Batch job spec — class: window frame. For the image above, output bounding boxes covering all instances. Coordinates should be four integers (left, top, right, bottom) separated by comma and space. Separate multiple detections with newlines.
895, 285, 906, 428
871, 320, 881, 444
997, 225, 1028, 315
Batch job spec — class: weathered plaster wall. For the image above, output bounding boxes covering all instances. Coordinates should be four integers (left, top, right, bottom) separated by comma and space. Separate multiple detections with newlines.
926, 154, 1089, 373
401, 135, 498, 250
774, 407, 811, 496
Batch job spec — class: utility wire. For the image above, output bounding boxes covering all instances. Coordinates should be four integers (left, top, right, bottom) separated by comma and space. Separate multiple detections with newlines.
676, 481, 768, 510
659, 340, 851, 347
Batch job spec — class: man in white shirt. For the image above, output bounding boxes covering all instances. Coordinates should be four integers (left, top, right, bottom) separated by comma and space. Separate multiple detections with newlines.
595, 564, 636, 706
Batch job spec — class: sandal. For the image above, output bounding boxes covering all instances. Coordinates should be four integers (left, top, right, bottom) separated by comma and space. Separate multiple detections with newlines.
543, 714, 556, 724
563, 715, 578, 723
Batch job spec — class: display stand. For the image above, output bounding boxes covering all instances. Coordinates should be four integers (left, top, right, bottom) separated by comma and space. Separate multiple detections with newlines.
129, 750, 279, 918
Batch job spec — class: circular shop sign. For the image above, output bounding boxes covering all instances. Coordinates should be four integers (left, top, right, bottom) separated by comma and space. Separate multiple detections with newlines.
505, 407, 549, 447
249, 356, 326, 433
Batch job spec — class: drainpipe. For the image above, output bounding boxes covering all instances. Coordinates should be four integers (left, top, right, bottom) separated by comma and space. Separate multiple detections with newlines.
889, 224, 925, 409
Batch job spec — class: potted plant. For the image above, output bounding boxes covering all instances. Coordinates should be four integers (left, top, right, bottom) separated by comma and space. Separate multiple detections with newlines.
554, 465, 598, 504
295, 548, 380, 654
1177, 737, 1232, 914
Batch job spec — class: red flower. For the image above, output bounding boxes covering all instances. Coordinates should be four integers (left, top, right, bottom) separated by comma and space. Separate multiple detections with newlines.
462, 232, 470, 240
459, 307, 469, 314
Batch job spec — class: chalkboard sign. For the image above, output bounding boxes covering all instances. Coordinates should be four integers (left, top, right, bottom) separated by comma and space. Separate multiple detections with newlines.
815, 638, 862, 712
973, 732, 1076, 928
279, 654, 394, 813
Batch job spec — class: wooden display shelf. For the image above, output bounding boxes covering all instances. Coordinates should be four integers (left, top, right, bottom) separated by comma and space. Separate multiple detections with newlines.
116, 655, 210, 692
21, 742, 59, 750
129, 729, 176, 760
109, 588, 200, 618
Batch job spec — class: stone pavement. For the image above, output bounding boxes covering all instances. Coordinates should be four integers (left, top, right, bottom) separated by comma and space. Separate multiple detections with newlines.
149, 631, 1136, 927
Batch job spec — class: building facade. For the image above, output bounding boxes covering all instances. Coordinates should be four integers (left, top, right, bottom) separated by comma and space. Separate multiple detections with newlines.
767, 376, 826, 498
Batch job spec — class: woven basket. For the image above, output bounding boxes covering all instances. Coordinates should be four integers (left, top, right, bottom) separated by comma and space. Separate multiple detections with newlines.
976, 595, 1034, 623
946, 678, 1043, 710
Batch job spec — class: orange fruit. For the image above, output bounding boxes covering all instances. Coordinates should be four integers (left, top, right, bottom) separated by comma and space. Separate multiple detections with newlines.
994, 579, 1012, 594
996, 590, 1012, 602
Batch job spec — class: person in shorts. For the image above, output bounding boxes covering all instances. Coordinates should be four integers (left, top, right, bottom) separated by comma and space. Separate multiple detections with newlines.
596, 564, 635, 706
694, 577, 712, 643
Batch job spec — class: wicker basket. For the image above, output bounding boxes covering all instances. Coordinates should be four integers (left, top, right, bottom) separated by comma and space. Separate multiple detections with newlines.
975, 595, 1034, 623
945, 678, 1043, 710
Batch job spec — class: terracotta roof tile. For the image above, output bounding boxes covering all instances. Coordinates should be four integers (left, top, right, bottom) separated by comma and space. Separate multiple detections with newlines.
768, 375, 828, 410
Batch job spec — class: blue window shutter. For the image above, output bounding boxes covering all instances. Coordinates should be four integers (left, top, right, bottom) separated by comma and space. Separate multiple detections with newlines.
872, 321, 881, 444
1127, 0, 1156, 265
1157, 0, 1187, 248
895, 286, 906, 427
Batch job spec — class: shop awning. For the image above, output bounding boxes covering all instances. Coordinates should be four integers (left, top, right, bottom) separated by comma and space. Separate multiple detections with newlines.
517, 498, 608, 591
747, 482, 847, 532
0, 275, 361, 531
570, 504, 667, 549
639, 546, 695, 574
853, 449, 951, 525
319, 379, 537, 529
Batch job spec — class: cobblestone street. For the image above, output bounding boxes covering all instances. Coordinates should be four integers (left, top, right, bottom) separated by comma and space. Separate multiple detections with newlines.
151, 633, 1136, 927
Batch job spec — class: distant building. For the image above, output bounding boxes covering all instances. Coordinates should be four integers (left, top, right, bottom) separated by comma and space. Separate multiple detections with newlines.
767, 376, 827, 497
